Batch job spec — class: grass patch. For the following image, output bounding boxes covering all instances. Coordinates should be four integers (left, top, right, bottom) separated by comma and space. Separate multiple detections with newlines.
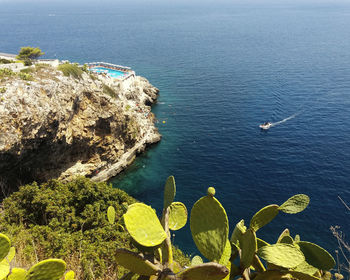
57, 63, 83, 79
102, 83, 117, 98
35, 63, 50, 71
20, 67, 34, 74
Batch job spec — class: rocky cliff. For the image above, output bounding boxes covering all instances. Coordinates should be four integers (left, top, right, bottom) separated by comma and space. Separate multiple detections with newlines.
0, 64, 161, 191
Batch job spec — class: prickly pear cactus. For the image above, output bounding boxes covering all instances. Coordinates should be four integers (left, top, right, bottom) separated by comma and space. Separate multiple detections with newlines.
293, 260, 319, 276
0, 233, 11, 261
230, 219, 246, 247
176, 262, 229, 280
64, 270, 75, 280
257, 243, 305, 268
7, 247, 15, 263
279, 194, 310, 214
207, 187, 216, 197
249, 204, 279, 232
168, 202, 187, 230
277, 229, 290, 243
115, 249, 160, 276
25, 259, 66, 280
240, 228, 257, 269
191, 256, 203, 266
218, 240, 231, 266
123, 203, 167, 247
190, 188, 229, 262
0, 258, 10, 279
107, 206, 116, 224
7, 268, 27, 280
296, 241, 335, 270
164, 176, 176, 209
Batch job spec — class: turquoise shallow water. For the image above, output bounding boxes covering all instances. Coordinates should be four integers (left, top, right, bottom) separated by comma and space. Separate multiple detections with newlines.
1, 0, 350, 258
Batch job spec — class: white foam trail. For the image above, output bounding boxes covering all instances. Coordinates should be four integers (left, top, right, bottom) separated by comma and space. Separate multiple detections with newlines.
270, 113, 299, 127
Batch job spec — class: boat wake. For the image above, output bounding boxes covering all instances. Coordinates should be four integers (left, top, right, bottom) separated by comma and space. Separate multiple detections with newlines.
270, 113, 299, 127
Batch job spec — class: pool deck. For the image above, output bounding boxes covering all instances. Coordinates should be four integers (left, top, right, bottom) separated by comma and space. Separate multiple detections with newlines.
87, 62, 135, 81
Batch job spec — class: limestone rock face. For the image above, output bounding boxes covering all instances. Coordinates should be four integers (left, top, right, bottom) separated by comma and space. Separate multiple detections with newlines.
0, 66, 160, 189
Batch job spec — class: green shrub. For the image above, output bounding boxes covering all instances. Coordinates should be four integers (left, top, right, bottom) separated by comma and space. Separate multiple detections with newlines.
18, 72, 33, 81
0, 58, 12, 64
57, 63, 83, 79
102, 83, 117, 98
0, 68, 15, 78
0, 178, 154, 279
0, 87, 6, 93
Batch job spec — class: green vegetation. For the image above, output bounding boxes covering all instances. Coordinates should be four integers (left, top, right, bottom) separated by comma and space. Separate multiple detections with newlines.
20, 67, 34, 74
0, 87, 6, 93
57, 63, 83, 79
0, 58, 12, 64
0, 232, 74, 280
18, 72, 33, 81
113, 176, 340, 280
102, 83, 117, 98
0, 177, 188, 279
16, 47, 44, 66
0, 68, 15, 79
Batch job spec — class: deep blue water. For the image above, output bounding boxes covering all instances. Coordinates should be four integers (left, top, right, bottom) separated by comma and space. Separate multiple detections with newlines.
1, 0, 349, 258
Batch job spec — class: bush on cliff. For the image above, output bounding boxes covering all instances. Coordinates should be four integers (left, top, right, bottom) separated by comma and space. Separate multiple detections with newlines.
57, 63, 83, 79
0, 177, 137, 279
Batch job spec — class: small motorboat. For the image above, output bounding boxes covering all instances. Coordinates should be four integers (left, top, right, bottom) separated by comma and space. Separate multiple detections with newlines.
259, 122, 272, 130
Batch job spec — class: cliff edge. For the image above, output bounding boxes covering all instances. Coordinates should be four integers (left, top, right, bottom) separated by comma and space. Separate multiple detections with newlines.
0, 63, 161, 190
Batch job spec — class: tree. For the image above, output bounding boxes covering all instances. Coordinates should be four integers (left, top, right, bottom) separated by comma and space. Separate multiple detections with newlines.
16, 46, 44, 65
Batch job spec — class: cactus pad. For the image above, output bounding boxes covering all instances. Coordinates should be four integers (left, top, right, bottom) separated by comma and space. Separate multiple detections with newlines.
279, 194, 310, 214
240, 228, 257, 269
230, 219, 246, 247
0, 259, 10, 279
277, 229, 290, 243
249, 204, 279, 232
6, 247, 15, 263
219, 240, 231, 266
64, 271, 75, 280
124, 203, 167, 247
176, 262, 229, 280
0, 233, 11, 261
164, 176, 176, 209
280, 235, 294, 245
168, 202, 187, 231
293, 260, 319, 276
107, 206, 116, 224
297, 241, 335, 270
207, 187, 216, 197
288, 271, 320, 280
190, 195, 229, 262
25, 259, 66, 280
191, 256, 203, 266
257, 243, 305, 268
115, 249, 160, 276
8, 268, 27, 280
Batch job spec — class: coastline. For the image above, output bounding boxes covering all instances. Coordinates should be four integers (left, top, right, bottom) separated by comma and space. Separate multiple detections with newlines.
0, 59, 161, 188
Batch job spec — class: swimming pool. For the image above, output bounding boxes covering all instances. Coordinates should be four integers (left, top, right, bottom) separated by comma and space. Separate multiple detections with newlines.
89, 66, 127, 78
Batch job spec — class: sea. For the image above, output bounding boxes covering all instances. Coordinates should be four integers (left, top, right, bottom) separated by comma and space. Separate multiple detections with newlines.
1, 0, 349, 260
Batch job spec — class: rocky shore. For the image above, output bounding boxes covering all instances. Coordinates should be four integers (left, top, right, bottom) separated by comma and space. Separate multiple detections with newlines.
0, 63, 161, 191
